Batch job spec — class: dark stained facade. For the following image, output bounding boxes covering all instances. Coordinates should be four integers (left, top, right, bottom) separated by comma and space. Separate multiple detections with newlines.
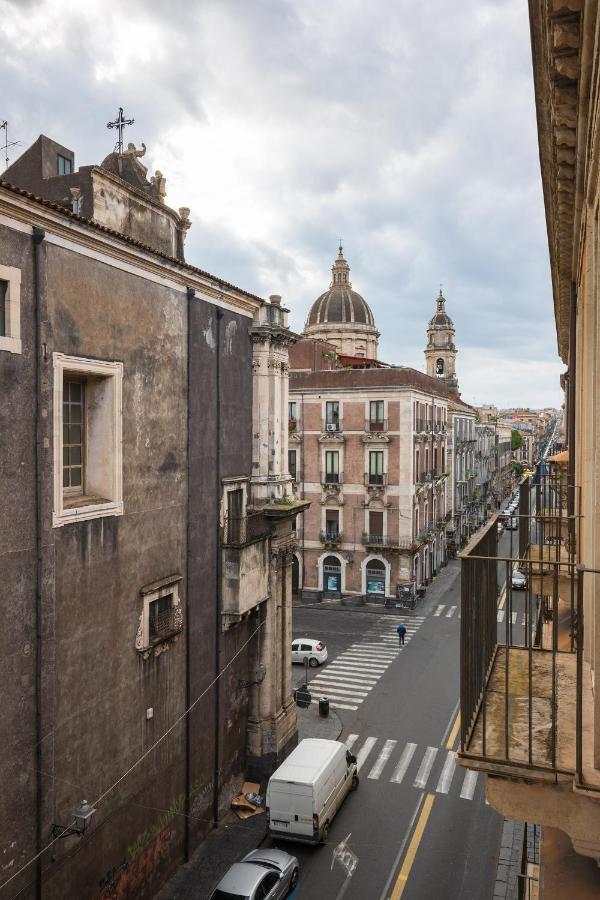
0, 138, 304, 900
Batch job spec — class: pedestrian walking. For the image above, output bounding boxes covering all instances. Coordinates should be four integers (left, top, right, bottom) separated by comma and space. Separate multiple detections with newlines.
397, 622, 406, 646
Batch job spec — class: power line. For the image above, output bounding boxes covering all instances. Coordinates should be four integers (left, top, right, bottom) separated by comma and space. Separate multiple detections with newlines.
0, 617, 265, 895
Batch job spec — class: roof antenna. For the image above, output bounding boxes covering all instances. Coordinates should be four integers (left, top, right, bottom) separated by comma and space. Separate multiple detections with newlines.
1, 121, 22, 171
107, 107, 135, 155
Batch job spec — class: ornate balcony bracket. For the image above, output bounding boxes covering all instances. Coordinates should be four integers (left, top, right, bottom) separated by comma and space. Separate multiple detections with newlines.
318, 432, 345, 444
361, 432, 390, 444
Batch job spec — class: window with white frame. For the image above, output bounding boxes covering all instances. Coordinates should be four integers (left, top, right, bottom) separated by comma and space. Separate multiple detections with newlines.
0, 265, 21, 354
368, 450, 384, 485
324, 450, 340, 483
136, 575, 183, 656
53, 353, 123, 527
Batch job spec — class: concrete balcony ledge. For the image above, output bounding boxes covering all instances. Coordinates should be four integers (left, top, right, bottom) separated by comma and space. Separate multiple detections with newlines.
459, 647, 577, 776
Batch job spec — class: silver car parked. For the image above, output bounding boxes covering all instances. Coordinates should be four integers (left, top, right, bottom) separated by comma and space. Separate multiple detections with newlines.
209, 848, 299, 900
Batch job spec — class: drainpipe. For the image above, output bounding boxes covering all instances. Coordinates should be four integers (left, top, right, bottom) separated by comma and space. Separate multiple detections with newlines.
300, 392, 306, 595
213, 307, 224, 829
184, 287, 195, 861
32, 225, 45, 900
567, 282, 577, 553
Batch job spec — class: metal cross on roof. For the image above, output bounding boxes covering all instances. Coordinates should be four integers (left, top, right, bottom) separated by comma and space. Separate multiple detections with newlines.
107, 107, 134, 155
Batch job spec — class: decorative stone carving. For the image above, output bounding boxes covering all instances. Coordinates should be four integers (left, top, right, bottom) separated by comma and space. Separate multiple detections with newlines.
554, 126, 576, 147
554, 56, 579, 81
151, 170, 167, 201
553, 22, 579, 50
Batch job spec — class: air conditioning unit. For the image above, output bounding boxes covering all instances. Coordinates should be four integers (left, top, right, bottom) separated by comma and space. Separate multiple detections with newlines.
326, 423, 337, 432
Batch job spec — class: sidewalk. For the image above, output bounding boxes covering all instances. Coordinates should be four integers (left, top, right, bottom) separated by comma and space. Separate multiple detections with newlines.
155, 704, 342, 899
294, 559, 461, 616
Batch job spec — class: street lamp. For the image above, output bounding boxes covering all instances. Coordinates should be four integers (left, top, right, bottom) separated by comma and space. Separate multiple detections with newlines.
51, 800, 96, 839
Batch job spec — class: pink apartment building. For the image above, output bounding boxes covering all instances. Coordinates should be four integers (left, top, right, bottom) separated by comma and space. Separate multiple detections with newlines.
289, 248, 451, 603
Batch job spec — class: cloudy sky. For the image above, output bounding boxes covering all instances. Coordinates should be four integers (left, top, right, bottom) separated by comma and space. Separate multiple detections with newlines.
1, 0, 564, 408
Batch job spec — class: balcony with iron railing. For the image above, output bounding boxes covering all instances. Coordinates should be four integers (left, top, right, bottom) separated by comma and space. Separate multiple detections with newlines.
364, 472, 388, 487
457, 466, 600, 856
365, 418, 388, 432
321, 470, 344, 486
319, 530, 343, 546
222, 512, 270, 546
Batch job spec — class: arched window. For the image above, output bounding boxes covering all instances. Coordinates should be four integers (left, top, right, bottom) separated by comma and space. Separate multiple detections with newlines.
365, 559, 386, 595
323, 555, 341, 593
436, 358, 445, 375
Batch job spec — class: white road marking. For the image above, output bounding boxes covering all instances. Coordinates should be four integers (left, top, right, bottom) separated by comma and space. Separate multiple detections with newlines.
345, 734, 359, 750
497, 610, 505, 623
356, 737, 378, 772
413, 747, 438, 789
368, 740, 397, 780
435, 751, 456, 794
327, 660, 389, 672
446, 606, 457, 618
330, 702, 359, 711
315, 691, 365, 703
460, 769, 478, 800
511, 612, 517, 624
434, 605, 445, 616
347, 646, 398, 656
314, 673, 379, 685
309, 683, 370, 697
390, 742, 417, 785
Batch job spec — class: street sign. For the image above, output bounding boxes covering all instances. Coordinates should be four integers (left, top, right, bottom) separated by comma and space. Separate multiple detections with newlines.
294, 686, 311, 709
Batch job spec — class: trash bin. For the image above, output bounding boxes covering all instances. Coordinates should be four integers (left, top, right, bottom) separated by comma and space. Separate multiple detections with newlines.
319, 697, 329, 717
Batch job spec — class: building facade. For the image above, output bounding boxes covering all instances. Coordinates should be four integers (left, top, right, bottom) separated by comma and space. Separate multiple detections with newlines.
0, 136, 304, 900
289, 250, 451, 607
459, 1, 600, 891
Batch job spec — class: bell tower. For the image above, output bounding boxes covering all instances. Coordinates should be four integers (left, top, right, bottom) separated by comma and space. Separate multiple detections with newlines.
425, 289, 459, 393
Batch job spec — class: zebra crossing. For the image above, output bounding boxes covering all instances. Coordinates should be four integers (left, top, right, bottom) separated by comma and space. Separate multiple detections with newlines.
433, 604, 460, 619
344, 734, 481, 802
432, 603, 528, 627
307, 614, 425, 712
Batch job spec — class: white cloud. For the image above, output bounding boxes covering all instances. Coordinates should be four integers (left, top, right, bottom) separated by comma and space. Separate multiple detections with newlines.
0, 0, 563, 407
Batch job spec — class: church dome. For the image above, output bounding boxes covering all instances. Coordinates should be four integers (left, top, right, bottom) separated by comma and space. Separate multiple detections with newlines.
307, 285, 375, 326
306, 245, 375, 327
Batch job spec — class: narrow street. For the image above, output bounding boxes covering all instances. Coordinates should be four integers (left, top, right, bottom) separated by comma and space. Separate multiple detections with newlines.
276, 528, 523, 900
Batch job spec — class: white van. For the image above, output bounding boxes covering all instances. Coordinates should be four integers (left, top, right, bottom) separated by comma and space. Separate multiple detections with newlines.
266, 739, 358, 844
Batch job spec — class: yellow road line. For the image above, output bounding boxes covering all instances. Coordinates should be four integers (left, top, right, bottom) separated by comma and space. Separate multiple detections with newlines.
498, 590, 506, 610
390, 793, 436, 900
445, 711, 461, 751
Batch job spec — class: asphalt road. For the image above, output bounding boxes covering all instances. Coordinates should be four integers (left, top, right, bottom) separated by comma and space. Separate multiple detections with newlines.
267, 552, 516, 900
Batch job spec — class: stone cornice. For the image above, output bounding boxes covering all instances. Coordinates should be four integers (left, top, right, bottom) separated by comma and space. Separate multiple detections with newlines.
0, 184, 262, 318
528, 0, 584, 363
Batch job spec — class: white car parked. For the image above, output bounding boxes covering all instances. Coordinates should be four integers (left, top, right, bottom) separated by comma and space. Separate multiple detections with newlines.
291, 639, 328, 667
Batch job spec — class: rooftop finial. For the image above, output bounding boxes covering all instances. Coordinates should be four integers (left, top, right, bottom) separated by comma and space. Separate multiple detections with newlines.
107, 106, 135, 155
338, 238, 344, 257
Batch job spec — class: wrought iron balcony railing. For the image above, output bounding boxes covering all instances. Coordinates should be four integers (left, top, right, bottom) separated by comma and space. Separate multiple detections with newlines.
365, 472, 388, 487
222, 512, 270, 547
458, 466, 590, 783
366, 419, 388, 432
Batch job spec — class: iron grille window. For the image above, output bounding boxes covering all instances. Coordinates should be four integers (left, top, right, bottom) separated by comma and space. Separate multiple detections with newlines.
288, 449, 297, 480
369, 451, 384, 484
325, 509, 339, 539
0, 280, 6, 337
325, 450, 340, 483
149, 594, 175, 643
57, 154, 72, 175
227, 489, 243, 543
63, 378, 84, 494
369, 400, 384, 429
326, 401, 340, 428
